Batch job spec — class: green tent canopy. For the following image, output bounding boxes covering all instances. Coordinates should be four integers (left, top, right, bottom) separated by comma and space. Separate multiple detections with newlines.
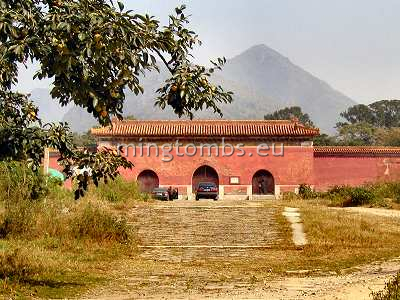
48, 168, 65, 181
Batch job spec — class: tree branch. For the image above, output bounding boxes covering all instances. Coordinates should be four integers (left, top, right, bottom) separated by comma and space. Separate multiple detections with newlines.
154, 49, 174, 74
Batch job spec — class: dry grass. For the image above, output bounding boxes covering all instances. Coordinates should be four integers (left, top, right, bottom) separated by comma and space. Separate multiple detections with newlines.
0, 163, 146, 298
371, 271, 400, 300
303, 208, 400, 269
0, 248, 42, 281
0, 211, 136, 298
3, 177, 400, 299
0, 238, 132, 298
274, 199, 400, 271
0, 186, 139, 298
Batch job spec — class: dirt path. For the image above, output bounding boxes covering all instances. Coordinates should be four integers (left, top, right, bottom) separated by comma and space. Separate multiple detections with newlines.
332, 206, 400, 218
85, 258, 399, 300
255, 259, 400, 300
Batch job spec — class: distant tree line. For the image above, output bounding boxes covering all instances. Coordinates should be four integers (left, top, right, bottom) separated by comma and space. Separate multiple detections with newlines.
264, 106, 314, 127
74, 115, 136, 148
72, 131, 96, 148
80, 102, 400, 147
264, 101, 400, 146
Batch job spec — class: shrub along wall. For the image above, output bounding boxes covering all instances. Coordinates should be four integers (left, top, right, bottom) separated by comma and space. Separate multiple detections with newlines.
293, 182, 400, 207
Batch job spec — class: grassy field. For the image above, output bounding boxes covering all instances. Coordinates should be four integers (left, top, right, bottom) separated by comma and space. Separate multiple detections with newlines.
2, 199, 400, 298
0, 195, 142, 298
0, 163, 148, 298
278, 199, 400, 272
2, 164, 400, 298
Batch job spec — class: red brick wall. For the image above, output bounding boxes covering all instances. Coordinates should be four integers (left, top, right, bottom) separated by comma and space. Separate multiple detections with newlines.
313, 156, 400, 191
49, 155, 72, 189
49, 144, 400, 194
118, 145, 315, 187
49, 155, 61, 171
224, 185, 248, 195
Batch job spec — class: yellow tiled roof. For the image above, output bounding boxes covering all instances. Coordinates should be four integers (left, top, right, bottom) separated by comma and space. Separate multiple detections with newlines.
91, 119, 319, 138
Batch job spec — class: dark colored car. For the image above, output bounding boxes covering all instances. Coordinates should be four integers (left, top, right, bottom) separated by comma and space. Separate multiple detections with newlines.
195, 182, 218, 200
151, 187, 170, 201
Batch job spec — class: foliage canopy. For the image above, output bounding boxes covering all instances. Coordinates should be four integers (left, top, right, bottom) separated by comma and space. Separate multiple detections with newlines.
264, 106, 314, 127
0, 0, 233, 197
339, 100, 400, 128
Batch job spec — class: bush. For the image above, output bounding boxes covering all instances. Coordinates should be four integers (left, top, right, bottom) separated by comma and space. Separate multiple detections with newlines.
70, 203, 131, 243
368, 182, 400, 204
349, 187, 377, 206
0, 161, 136, 247
0, 189, 74, 240
326, 185, 353, 199
1, 198, 132, 244
371, 272, 400, 300
282, 182, 399, 207
94, 176, 146, 203
0, 162, 49, 203
0, 162, 69, 239
0, 248, 41, 280
0, 199, 37, 238
298, 184, 316, 199
327, 192, 350, 207
389, 183, 400, 203
325, 185, 378, 207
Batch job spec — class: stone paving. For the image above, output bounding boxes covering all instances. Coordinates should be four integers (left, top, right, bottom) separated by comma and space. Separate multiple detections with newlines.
130, 199, 283, 262
282, 207, 307, 247
84, 199, 287, 299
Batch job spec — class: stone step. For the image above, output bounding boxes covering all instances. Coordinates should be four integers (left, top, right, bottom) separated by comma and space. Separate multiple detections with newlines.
251, 194, 276, 200
129, 204, 282, 261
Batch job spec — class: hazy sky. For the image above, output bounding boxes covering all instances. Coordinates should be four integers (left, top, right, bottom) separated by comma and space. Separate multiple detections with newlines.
17, 0, 400, 104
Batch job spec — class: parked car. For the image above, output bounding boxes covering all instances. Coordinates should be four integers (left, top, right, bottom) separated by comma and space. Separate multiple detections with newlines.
195, 182, 218, 200
151, 187, 179, 201
151, 187, 170, 201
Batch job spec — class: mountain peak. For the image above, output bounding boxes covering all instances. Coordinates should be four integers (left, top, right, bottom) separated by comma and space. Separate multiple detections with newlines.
246, 44, 275, 53
235, 44, 289, 64
217, 44, 356, 133
61, 44, 355, 133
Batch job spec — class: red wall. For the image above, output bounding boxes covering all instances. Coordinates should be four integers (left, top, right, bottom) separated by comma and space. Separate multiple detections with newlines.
313, 156, 400, 191
49, 155, 72, 189
49, 156, 61, 171
119, 145, 315, 188
48, 147, 400, 193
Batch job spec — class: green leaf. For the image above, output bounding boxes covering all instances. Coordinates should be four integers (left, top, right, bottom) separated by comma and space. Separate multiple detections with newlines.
78, 33, 86, 41
143, 52, 148, 64
117, 1, 124, 12
92, 97, 98, 108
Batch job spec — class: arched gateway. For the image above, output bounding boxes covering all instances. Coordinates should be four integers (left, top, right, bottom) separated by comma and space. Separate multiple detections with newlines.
252, 170, 274, 195
137, 170, 159, 193
92, 120, 321, 198
192, 165, 219, 191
